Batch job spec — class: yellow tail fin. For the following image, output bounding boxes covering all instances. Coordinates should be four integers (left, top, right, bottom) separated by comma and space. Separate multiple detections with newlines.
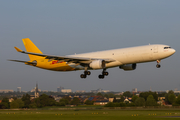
22, 38, 43, 61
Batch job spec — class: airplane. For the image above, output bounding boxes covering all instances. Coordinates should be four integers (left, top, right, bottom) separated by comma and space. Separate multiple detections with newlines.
9, 38, 176, 79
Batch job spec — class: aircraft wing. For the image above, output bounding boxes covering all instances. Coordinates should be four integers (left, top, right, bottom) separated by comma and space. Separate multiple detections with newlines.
14, 47, 115, 64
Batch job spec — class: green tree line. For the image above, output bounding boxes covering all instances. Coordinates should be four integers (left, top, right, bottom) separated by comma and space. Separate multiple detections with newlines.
1, 91, 180, 109
105, 91, 180, 107
0, 94, 82, 109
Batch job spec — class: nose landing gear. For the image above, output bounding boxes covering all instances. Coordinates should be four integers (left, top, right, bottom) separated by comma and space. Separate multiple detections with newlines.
156, 60, 161, 68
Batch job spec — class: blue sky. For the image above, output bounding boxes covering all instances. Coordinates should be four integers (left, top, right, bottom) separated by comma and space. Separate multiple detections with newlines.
0, 0, 180, 92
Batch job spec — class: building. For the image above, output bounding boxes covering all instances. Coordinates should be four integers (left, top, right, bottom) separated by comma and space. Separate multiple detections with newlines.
9, 98, 14, 102
61, 89, 72, 93
0, 90, 14, 93
30, 83, 40, 100
35, 83, 39, 98
88, 96, 109, 106
90, 88, 110, 93
57, 86, 64, 92
42, 90, 48, 92
76, 90, 86, 93
124, 98, 131, 103
174, 88, 180, 93
109, 98, 114, 102
17, 87, 21, 93
115, 92, 124, 96
132, 88, 137, 93
93, 100, 109, 105
31, 88, 41, 92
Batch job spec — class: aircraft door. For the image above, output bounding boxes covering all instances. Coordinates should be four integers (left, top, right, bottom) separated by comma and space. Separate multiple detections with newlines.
153, 46, 159, 58
154, 46, 158, 53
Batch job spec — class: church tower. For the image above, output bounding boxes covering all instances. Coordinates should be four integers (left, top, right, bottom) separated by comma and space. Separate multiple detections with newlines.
35, 83, 39, 98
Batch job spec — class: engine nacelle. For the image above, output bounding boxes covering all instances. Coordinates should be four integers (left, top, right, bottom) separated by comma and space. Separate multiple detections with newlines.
119, 64, 136, 71
89, 60, 106, 69
31, 60, 37, 66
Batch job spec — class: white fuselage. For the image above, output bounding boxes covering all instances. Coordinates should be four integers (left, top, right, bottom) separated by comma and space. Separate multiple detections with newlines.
68, 44, 175, 70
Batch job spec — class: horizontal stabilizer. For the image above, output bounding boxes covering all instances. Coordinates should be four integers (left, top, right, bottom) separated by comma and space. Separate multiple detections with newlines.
14, 47, 23, 52
8, 59, 36, 66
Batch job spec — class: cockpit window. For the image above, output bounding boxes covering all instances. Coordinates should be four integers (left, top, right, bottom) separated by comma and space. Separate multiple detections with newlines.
164, 47, 171, 49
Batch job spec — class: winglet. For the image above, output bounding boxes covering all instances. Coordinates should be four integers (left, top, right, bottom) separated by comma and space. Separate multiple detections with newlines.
14, 47, 23, 52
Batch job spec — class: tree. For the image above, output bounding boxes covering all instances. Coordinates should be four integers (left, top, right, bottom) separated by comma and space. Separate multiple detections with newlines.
114, 102, 126, 107
33, 98, 41, 108
168, 94, 176, 104
29, 102, 37, 108
123, 91, 132, 97
59, 98, 69, 105
108, 93, 115, 98
119, 96, 125, 102
104, 94, 109, 99
21, 94, 31, 108
175, 95, 180, 105
0, 97, 10, 109
168, 90, 174, 94
71, 97, 80, 105
10, 99, 24, 109
63, 96, 71, 103
165, 90, 175, 104
13, 97, 17, 101
104, 102, 114, 107
139, 91, 158, 101
96, 92, 103, 96
85, 100, 94, 105
34, 94, 56, 107
145, 95, 157, 106
113, 97, 117, 103
135, 97, 145, 106
132, 95, 138, 103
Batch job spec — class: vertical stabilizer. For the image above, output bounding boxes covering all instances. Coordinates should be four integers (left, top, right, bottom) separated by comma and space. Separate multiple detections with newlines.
22, 38, 43, 61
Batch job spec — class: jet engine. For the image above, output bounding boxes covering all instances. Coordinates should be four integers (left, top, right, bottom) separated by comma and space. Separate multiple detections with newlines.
89, 60, 106, 69
32, 60, 37, 66
119, 64, 136, 71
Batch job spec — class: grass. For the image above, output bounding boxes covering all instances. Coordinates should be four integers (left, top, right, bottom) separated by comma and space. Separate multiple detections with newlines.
1, 109, 180, 120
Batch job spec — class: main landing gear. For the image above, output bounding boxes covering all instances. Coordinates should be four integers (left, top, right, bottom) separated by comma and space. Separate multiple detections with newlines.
80, 71, 91, 78
98, 69, 109, 79
80, 69, 109, 79
156, 60, 161, 68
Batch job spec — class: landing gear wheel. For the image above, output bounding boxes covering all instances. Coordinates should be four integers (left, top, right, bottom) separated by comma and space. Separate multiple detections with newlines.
87, 71, 91, 75
98, 75, 104, 79
103, 72, 109, 76
80, 74, 87, 78
83, 74, 87, 78
156, 64, 161, 68
84, 71, 91, 75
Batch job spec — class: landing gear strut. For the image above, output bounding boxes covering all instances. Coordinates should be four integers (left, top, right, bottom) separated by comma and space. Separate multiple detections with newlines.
98, 69, 109, 79
80, 70, 91, 79
156, 60, 161, 68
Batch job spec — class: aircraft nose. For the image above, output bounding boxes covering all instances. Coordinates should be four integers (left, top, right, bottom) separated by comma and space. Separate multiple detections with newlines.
171, 49, 176, 54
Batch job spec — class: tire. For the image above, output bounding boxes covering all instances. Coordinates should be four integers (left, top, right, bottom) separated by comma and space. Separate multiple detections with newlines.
87, 71, 91, 75
98, 75, 104, 79
83, 74, 87, 78
156, 64, 161, 68
103, 72, 109, 76
80, 74, 84, 78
